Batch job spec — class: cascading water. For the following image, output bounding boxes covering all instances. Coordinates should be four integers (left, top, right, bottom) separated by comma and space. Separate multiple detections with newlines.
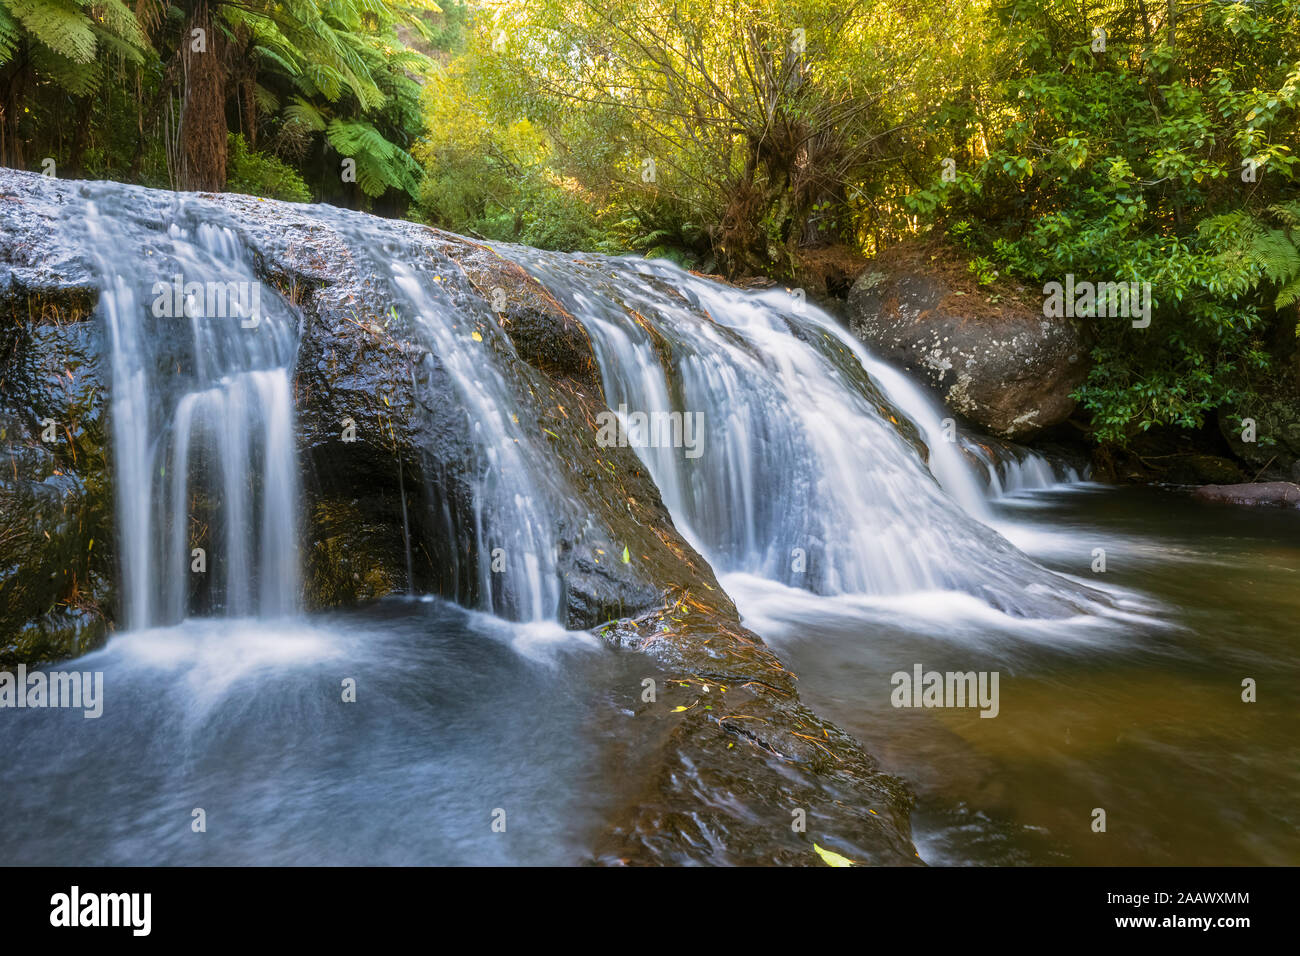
963, 439, 1084, 498
67, 183, 575, 629
498, 247, 1100, 615
69, 175, 1092, 627
82, 188, 300, 627
10, 173, 1300, 869
297, 205, 566, 623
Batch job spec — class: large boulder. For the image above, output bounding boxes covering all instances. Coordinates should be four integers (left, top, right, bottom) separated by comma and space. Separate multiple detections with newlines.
0, 173, 689, 634
202, 191, 694, 627
845, 243, 1086, 439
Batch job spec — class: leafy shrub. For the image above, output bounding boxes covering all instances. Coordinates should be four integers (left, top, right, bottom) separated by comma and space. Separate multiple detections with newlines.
226, 134, 312, 203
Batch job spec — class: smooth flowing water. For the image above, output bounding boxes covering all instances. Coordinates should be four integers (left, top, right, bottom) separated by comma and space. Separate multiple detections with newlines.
84, 194, 302, 626
499, 248, 1104, 617
0, 599, 647, 865
5, 182, 1292, 865
729, 484, 1300, 865
301, 205, 569, 622
490, 248, 1296, 865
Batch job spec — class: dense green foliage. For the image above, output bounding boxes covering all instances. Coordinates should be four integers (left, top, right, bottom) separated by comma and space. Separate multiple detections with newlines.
3, 0, 1298, 450
225, 132, 310, 202
0, 0, 452, 207
408, 1, 1299, 448
920, 0, 1300, 443
415, 0, 980, 270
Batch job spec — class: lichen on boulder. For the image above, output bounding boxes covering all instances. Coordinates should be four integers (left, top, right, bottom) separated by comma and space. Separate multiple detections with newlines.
845, 242, 1086, 440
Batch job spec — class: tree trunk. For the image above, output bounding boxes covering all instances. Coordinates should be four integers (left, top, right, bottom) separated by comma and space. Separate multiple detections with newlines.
179, 0, 227, 191
0, 50, 28, 170
243, 76, 257, 148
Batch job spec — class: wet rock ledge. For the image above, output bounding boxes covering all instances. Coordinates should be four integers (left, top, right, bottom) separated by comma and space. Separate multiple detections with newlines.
0, 169, 919, 865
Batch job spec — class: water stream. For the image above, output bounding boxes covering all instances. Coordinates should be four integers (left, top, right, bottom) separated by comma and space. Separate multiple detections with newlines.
2, 187, 1292, 865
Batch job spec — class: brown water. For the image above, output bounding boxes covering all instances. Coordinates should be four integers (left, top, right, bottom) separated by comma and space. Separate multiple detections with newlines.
726, 484, 1300, 865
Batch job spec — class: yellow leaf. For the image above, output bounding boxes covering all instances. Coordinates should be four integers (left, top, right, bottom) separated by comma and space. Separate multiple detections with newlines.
813, 844, 855, 867
471, 330, 483, 342
621, 545, 630, 563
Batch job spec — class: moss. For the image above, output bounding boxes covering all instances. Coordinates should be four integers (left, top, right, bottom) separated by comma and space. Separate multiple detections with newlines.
0, 289, 114, 664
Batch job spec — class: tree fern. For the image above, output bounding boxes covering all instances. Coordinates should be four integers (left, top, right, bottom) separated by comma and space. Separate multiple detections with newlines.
92, 0, 146, 50
0, 0, 148, 91
0, 2, 20, 63
283, 95, 327, 132
1247, 229, 1300, 287
327, 117, 420, 198
1242, 205, 1300, 317
253, 83, 281, 116
2, 0, 97, 63
29, 40, 99, 93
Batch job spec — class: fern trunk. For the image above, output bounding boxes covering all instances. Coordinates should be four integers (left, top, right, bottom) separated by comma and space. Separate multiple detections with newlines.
179, 0, 227, 192
0, 49, 27, 169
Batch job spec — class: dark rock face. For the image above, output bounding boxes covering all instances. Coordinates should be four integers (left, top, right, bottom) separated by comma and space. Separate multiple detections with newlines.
845, 250, 1086, 439
202, 191, 695, 627
1193, 481, 1300, 508
1162, 453, 1247, 486
594, 606, 918, 865
1, 230, 114, 665
0, 168, 735, 639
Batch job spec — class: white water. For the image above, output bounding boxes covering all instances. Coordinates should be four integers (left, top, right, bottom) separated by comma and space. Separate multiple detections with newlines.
83, 191, 301, 626
77, 181, 1090, 628
499, 249, 1101, 616
969, 440, 1084, 498
301, 206, 567, 622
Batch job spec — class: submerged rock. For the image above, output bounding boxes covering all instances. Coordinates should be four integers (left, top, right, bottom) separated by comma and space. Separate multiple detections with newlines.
1162, 453, 1247, 486
1193, 481, 1300, 508
594, 604, 918, 865
845, 243, 1086, 439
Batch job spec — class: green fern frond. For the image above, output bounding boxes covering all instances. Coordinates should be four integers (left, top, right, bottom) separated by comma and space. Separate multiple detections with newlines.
301, 62, 344, 101
327, 118, 421, 199
29, 39, 100, 93
251, 44, 300, 78
253, 83, 280, 115
1269, 201, 1300, 230
91, 24, 144, 63
326, 117, 391, 157
283, 95, 327, 132
636, 229, 675, 247
0, 3, 21, 63
90, 0, 147, 49
1247, 228, 1300, 284
1277, 275, 1300, 310
4, 0, 96, 63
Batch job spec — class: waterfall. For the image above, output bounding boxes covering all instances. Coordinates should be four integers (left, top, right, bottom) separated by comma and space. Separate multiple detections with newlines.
964, 440, 1085, 498
68, 177, 1093, 628
497, 248, 1098, 615
82, 189, 301, 627
302, 206, 566, 623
